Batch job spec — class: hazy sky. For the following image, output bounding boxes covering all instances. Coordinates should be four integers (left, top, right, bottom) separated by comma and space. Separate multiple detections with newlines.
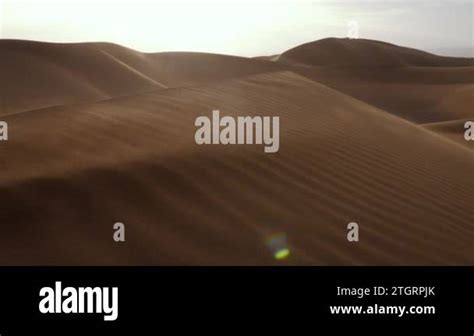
0, 0, 472, 56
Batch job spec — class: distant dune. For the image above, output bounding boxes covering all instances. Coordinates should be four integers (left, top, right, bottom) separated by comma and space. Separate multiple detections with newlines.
278, 38, 474, 67
272, 39, 474, 127
0, 38, 473, 265
0, 40, 284, 116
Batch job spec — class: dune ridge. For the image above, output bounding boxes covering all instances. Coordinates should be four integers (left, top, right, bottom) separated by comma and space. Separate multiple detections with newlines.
2, 38, 473, 125
422, 119, 474, 149
278, 38, 474, 67
0, 40, 284, 116
1, 70, 473, 265
274, 39, 474, 125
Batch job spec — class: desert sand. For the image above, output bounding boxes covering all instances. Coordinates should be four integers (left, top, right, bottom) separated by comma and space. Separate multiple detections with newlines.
0, 38, 473, 265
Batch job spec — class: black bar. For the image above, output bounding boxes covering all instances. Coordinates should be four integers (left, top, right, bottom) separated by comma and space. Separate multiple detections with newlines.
0, 267, 472, 334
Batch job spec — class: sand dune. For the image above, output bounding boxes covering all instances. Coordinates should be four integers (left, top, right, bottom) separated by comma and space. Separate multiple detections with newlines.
279, 38, 474, 67
1, 70, 473, 265
3, 38, 472, 125
272, 39, 474, 123
1, 40, 159, 115
0, 40, 284, 116
422, 119, 474, 149
294, 67, 474, 123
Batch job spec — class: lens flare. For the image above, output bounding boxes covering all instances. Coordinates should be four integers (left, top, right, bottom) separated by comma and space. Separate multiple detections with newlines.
265, 233, 290, 261
274, 248, 290, 260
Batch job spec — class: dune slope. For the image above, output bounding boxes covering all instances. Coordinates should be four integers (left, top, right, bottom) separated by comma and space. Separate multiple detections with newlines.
0, 40, 284, 116
1, 71, 473, 265
279, 38, 474, 67
422, 119, 474, 149
273, 38, 474, 124
3, 38, 472, 125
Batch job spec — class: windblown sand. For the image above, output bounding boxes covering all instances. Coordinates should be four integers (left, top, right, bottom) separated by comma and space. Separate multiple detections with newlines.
0, 38, 473, 265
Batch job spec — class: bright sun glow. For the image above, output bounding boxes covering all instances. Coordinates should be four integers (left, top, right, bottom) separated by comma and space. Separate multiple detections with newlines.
1, 0, 472, 56
1, 0, 335, 56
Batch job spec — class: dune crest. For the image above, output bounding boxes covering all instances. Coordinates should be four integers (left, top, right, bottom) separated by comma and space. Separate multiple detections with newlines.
0, 40, 284, 116
272, 39, 474, 125
278, 38, 474, 67
1, 70, 473, 265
